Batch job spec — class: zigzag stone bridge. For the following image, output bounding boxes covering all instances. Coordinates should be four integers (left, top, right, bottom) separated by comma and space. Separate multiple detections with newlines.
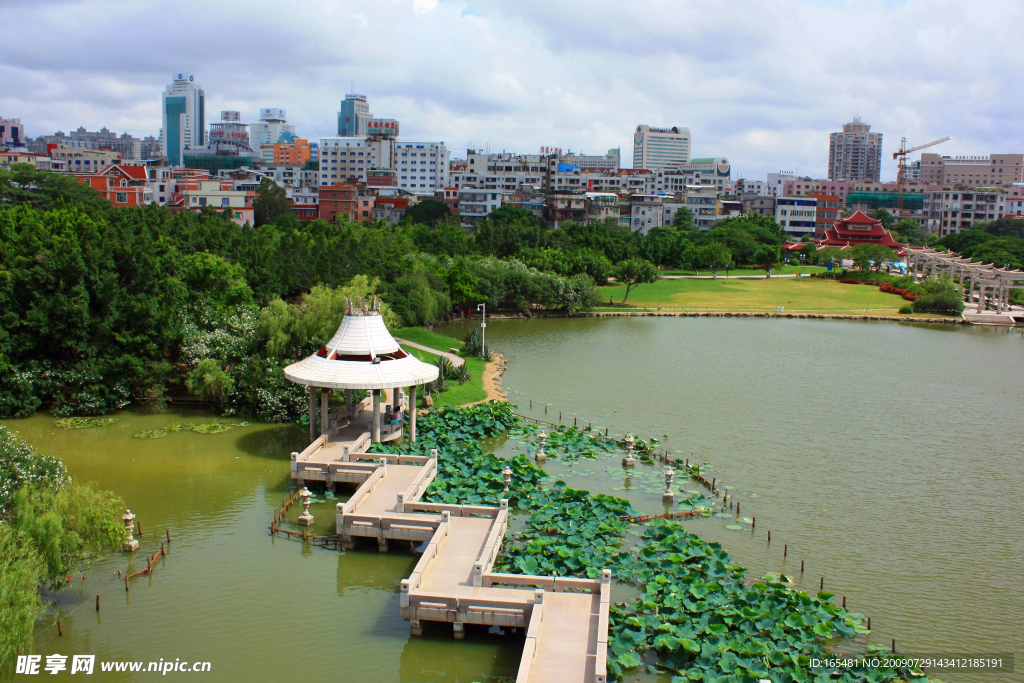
292, 449, 611, 683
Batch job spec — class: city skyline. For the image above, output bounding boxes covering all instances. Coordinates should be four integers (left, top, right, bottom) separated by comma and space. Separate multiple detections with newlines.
2, 0, 1023, 181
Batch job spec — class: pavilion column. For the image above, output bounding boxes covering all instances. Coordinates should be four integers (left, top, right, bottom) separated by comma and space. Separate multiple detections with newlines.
309, 386, 317, 441
371, 389, 381, 443
345, 389, 354, 417
968, 275, 975, 303
320, 389, 329, 435
409, 385, 417, 443
977, 284, 985, 313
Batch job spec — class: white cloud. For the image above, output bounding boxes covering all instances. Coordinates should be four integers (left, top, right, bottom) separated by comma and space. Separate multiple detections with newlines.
1, 0, 1021, 180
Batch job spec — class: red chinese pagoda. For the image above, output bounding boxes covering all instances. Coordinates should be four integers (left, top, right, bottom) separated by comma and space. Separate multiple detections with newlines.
814, 210, 905, 251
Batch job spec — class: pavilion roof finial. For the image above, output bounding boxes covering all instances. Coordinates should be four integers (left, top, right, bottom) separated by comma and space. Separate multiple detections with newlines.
343, 296, 382, 316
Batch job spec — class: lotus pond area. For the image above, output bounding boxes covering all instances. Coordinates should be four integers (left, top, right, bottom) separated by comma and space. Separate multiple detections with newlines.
5, 316, 1022, 682
436, 316, 1024, 683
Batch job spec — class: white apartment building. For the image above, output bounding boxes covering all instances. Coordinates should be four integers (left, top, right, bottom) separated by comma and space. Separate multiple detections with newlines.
629, 195, 685, 234
179, 180, 254, 225
319, 137, 393, 185
767, 171, 797, 197
458, 189, 502, 222
586, 192, 620, 223
775, 197, 817, 237
686, 190, 720, 229
1005, 184, 1024, 217
633, 125, 691, 171
557, 148, 620, 171
48, 145, 123, 174
395, 141, 449, 194
921, 190, 1005, 235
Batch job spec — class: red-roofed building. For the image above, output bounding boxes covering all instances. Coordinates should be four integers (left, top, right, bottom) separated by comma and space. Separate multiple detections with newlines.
78, 164, 152, 206
372, 196, 411, 225
814, 210, 905, 251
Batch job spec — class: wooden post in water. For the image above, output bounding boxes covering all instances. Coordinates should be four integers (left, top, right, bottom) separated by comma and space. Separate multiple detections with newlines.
767, 531, 771, 543
58, 620, 62, 636
800, 560, 804, 572
867, 617, 871, 630
820, 577, 824, 590
166, 529, 171, 543
96, 595, 100, 611
842, 595, 846, 608
784, 544, 787, 557
891, 639, 896, 653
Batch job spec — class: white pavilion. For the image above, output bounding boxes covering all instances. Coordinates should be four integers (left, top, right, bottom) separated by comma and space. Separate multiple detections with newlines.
284, 297, 438, 447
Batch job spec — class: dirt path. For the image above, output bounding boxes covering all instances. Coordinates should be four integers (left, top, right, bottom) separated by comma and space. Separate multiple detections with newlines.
479, 353, 507, 403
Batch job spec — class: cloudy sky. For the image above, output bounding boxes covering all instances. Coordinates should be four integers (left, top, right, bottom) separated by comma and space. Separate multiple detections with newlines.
3, 0, 1022, 180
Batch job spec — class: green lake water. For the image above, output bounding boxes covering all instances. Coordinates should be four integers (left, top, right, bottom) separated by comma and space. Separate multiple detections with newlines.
4, 317, 1023, 682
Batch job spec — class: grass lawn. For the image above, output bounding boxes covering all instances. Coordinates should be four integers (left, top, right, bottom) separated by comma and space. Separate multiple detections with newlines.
597, 277, 952, 316
393, 326, 466, 352
395, 327, 489, 407
660, 265, 827, 277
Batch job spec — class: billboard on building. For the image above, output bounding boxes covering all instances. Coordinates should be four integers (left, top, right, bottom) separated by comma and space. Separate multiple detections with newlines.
260, 108, 287, 121
221, 111, 241, 122
367, 119, 399, 137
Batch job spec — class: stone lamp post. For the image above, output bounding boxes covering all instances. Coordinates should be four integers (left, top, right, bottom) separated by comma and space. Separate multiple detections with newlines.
297, 487, 314, 526
623, 434, 636, 467
122, 509, 139, 551
663, 468, 675, 502
502, 465, 512, 493
535, 430, 547, 462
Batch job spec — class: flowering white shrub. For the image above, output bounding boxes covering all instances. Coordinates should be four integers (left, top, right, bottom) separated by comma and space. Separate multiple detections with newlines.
0, 425, 70, 512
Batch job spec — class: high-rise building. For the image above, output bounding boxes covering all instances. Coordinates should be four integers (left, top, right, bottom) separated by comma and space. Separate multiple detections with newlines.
338, 94, 372, 137
249, 108, 296, 148
632, 125, 691, 171
828, 116, 882, 182
161, 73, 205, 167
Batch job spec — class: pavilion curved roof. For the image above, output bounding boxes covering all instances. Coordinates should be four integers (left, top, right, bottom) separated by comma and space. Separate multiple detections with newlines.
283, 298, 439, 390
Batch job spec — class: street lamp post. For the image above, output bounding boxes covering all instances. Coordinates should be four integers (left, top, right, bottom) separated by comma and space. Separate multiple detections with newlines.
477, 303, 487, 360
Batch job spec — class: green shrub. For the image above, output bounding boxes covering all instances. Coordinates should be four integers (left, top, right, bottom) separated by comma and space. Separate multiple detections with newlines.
912, 276, 965, 314
899, 305, 913, 314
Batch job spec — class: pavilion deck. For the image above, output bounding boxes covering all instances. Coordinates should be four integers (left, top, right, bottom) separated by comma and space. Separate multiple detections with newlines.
329, 456, 610, 683
291, 394, 407, 486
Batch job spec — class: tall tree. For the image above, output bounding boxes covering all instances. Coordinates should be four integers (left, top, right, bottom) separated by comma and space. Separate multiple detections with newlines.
695, 242, 732, 279
614, 258, 660, 304
252, 178, 290, 227
753, 244, 780, 278
402, 199, 451, 228
873, 208, 896, 231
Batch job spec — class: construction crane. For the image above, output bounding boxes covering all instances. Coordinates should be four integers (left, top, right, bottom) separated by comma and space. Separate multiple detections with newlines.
894, 136, 949, 209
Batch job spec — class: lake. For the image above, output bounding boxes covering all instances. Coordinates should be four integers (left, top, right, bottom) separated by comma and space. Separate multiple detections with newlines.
6, 317, 1022, 682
